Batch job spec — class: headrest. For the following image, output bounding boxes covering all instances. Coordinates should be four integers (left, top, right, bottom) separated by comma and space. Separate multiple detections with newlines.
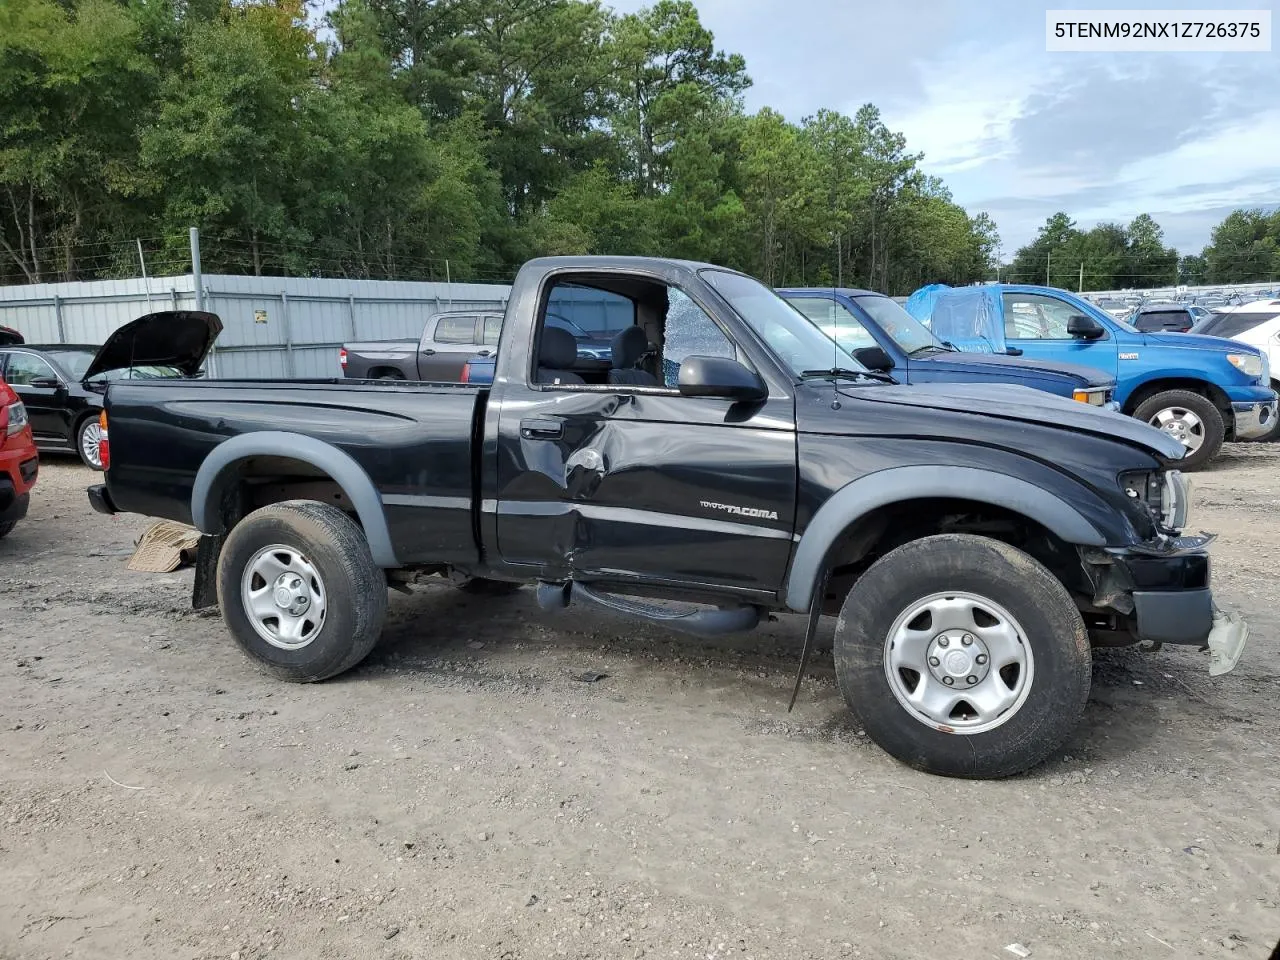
539, 325, 579, 369
611, 325, 649, 369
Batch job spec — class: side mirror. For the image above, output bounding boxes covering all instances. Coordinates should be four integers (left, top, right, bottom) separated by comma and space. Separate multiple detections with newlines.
677, 356, 767, 402
29, 376, 61, 389
851, 346, 895, 372
1067, 314, 1106, 340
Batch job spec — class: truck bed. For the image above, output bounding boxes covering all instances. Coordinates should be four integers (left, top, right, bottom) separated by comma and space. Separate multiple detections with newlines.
103, 378, 485, 565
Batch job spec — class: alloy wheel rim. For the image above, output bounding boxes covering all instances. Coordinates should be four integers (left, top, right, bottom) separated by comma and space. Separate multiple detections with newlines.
1149, 406, 1205, 452
241, 545, 327, 650
883, 591, 1034, 734
80, 421, 102, 468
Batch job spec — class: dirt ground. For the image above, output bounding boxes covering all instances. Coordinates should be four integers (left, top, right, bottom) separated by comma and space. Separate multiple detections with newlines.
1, 450, 1278, 960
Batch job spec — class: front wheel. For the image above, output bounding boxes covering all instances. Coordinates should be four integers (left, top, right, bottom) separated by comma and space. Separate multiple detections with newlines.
833, 534, 1091, 779
1132, 389, 1224, 470
217, 500, 388, 682
76, 415, 104, 470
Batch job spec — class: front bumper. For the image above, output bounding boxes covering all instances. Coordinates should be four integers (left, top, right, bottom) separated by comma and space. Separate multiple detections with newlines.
1097, 543, 1250, 674
1231, 398, 1277, 440
0, 479, 30, 525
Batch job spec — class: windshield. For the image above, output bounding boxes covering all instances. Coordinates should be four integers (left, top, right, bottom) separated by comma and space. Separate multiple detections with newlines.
47, 349, 184, 381
1195, 310, 1280, 338
852, 295, 942, 354
701, 270, 865, 377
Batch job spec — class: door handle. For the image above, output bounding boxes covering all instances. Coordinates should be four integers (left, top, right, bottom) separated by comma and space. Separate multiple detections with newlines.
476, 350, 492, 357
421, 348, 436, 356
520, 418, 563, 440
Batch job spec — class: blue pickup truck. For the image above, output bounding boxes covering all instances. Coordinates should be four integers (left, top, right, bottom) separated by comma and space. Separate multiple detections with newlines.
777, 288, 1117, 408
906, 283, 1277, 469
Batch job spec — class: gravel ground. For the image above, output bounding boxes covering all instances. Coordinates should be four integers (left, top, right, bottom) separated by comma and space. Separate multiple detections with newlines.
2, 451, 1278, 960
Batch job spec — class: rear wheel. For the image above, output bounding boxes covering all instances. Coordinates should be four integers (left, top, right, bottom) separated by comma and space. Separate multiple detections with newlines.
1132, 389, 1223, 470
0, 520, 15, 539
76, 415, 104, 470
375, 370, 406, 381
217, 500, 387, 682
833, 534, 1091, 779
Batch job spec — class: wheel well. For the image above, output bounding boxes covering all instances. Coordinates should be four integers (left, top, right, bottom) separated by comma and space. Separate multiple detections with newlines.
1122, 378, 1231, 419
210, 456, 357, 530
367, 366, 405, 380
817, 497, 1087, 615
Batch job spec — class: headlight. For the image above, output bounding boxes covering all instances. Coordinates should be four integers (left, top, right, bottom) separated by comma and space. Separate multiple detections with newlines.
1226, 353, 1263, 378
1120, 469, 1191, 532
1072, 387, 1109, 406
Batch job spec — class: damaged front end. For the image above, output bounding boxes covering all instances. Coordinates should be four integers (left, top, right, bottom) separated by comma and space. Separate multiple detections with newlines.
1076, 468, 1249, 674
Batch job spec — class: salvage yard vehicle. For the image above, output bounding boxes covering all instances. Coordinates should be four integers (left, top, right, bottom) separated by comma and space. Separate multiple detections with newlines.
0, 322, 196, 470
778, 288, 1118, 407
906, 283, 1277, 470
341, 310, 611, 382
87, 259, 1249, 779
0, 374, 38, 539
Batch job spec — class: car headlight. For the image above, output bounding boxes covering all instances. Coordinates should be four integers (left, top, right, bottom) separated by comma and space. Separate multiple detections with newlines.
1121, 469, 1191, 533
1226, 353, 1263, 378
1072, 387, 1110, 406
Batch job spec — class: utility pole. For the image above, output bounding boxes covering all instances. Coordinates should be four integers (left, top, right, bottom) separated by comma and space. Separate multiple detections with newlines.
1079, 261, 1084, 293
189, 226, 203, 312
1046, 250, 1051, 286
137, 239, 152, 307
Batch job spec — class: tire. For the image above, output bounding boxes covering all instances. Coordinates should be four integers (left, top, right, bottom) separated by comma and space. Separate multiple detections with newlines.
76, 414, 105, 470
1132, 389, 1223, 471
0, 520, 15, 539
1257, 385, 1280, 442
833, 533, 1091, 779
217, 500, 388, 682
376, 371, 406, 381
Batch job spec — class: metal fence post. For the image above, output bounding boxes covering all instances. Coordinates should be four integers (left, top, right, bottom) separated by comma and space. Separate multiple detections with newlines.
281, 290, 295, 377
53, 294, 66, 343
190, 227, 204, 312
347, 294, 357, 341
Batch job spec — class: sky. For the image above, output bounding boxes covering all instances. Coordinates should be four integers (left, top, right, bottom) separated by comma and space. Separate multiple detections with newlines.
605, 0, 1280, 256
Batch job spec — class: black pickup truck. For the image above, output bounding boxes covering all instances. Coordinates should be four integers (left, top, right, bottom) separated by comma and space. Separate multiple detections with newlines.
87, 257, 1249, 778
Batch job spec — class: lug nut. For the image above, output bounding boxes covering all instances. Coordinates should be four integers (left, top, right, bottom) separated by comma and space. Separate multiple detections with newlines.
966, 675, 978, 685
938, 637, 950, 647
961, 634, 973, 646
929, 656, 940, 667
975, 654, 988, 665
943, 677, 954, 686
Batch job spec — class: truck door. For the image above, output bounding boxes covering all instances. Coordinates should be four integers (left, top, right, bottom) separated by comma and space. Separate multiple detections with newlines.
418, 314, 483, 381
492, 275, 798, 599
1000, 292, 1119, 379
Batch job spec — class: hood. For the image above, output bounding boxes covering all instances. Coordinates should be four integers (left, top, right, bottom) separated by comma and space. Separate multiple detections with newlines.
919, 350, 1114, 388
832, 381, 1185, 460
0, 325, 23, 346
83, 310, 222, 381
1143, 331, 1262, 356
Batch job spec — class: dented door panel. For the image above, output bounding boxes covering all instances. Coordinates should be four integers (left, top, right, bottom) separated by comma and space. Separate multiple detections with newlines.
494, 389, 798, 596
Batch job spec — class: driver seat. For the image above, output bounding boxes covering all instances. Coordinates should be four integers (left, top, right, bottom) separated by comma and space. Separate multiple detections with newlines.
608, 326, 659, 386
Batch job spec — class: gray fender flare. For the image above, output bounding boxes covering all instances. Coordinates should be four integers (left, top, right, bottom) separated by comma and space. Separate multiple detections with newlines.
784, 465, 1105, 613
191, 431, 399, 568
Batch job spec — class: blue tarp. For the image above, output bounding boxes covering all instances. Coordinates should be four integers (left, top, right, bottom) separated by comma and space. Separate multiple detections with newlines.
904, 284, 1007, 353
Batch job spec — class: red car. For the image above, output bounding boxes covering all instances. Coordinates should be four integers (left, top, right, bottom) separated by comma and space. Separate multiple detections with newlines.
0, 373, 38, 538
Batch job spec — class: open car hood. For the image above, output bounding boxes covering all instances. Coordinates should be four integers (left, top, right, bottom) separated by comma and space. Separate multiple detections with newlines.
83, 310, 222, 381
0, 325, 24, 346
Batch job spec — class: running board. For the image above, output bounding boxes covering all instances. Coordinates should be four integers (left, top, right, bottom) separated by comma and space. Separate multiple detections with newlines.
536, 580, 760, 636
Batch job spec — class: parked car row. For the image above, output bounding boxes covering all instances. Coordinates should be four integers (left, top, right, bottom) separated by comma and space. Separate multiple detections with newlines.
80, 256, 1251, 782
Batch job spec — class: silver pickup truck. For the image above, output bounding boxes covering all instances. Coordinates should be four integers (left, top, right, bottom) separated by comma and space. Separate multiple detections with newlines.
340, 309, 611, 381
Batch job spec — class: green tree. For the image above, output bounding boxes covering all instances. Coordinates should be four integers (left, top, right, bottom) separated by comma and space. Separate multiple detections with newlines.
1202, 209, 1280, 283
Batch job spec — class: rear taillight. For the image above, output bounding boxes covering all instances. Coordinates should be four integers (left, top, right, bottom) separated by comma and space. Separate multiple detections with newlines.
98, 410, 110, 471
339, 347, 348, 369
460, 361, 471, 384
